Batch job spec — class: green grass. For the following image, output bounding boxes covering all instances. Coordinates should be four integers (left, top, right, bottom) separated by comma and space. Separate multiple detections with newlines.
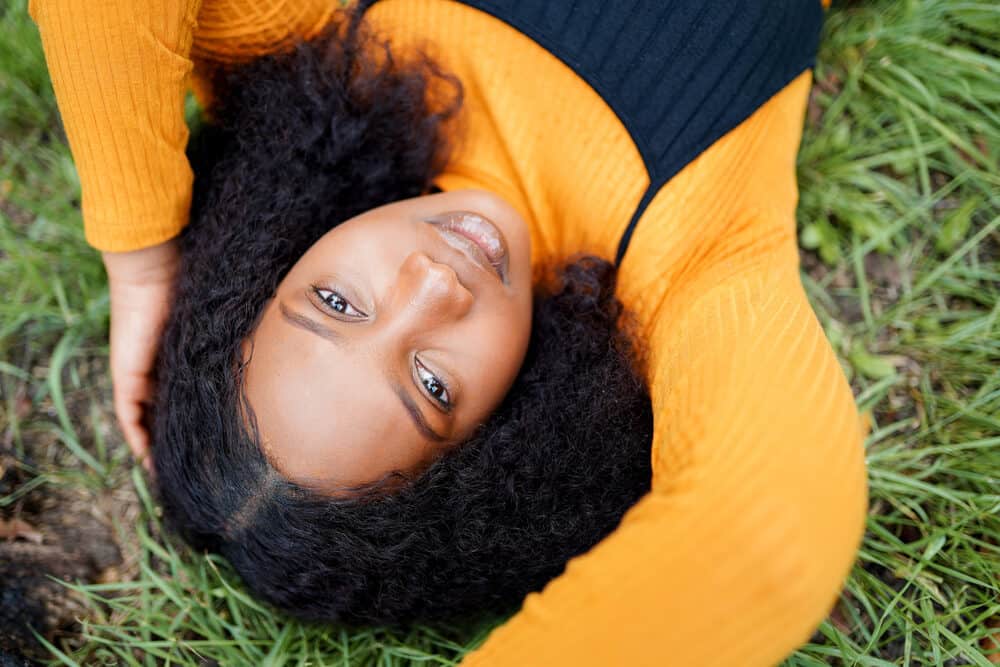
2, 0, 998, 664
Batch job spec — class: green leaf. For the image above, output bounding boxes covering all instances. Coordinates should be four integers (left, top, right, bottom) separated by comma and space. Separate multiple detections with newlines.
849, 343, 898, 380
935, 196, 981, 254
800, 223, 823, 250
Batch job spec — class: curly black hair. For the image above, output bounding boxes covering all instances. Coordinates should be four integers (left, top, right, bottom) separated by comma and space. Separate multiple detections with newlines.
153, 4, 653, 626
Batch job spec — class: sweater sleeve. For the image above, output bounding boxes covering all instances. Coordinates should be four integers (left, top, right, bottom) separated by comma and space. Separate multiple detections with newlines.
461, 260, 868, 665
30, 0, 333, 252
30, 0, 201, 251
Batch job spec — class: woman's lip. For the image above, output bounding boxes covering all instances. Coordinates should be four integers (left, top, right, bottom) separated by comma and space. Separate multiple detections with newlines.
423, 212, 510, 285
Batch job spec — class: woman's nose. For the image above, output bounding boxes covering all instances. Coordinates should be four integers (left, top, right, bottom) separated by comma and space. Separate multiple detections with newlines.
396, 251, 473, 321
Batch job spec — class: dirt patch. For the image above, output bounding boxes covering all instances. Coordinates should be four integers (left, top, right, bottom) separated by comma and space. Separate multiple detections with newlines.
0, 355, 140, 662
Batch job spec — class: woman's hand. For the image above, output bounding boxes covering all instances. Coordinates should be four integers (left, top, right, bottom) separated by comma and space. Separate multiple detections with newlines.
101, 239, 180, 470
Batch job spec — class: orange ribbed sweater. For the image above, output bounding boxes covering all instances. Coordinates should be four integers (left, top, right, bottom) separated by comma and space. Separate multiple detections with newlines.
31, 0, 868, 664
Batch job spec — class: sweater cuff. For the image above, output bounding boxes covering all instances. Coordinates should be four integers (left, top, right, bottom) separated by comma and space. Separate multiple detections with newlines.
81, 166, 193, 252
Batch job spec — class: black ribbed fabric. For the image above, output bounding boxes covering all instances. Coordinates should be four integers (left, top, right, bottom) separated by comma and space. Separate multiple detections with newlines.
366, 0, 824, 263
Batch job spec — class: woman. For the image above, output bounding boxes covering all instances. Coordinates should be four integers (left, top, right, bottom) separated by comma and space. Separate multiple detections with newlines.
154, 13, 656, 627
32, 0, 868, 664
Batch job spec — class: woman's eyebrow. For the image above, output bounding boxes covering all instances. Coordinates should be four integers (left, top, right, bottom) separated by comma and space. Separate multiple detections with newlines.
279, 301, 344, 345
392, 383, 447, 443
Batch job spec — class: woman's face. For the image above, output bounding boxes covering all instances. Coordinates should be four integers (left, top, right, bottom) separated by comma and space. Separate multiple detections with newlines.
241, 189, 533, 492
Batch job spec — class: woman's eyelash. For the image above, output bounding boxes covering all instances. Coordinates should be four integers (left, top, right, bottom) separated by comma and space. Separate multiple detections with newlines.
312, 286, 366, 318
415, 357, 451, 408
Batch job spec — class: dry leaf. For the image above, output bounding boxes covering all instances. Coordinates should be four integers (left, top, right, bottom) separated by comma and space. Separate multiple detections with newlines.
0, 517, 44, 544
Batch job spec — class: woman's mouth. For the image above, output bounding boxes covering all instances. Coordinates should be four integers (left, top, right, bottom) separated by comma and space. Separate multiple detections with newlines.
423, 211, 510, 285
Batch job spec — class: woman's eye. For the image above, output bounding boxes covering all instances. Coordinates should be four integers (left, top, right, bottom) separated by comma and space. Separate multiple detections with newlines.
313, 287, 366, 318
415, 358, 451, 408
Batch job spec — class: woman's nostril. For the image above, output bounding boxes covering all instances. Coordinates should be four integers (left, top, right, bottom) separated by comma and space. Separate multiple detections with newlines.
404, 252, 471, 307
427, 264, 470, 303
428, 261, 458, 284
410, 252, 458, 285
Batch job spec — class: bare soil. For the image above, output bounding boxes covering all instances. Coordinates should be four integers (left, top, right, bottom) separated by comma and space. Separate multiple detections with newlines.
0, 356, 139, 662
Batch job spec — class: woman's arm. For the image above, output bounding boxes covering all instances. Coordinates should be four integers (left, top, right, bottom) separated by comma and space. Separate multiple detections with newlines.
31, 0, 332, 459
31, 0, 202, 460
462, 262, 868, 666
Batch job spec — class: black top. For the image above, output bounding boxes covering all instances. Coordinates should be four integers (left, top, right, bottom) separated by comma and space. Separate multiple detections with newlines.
367, 0, 824, 263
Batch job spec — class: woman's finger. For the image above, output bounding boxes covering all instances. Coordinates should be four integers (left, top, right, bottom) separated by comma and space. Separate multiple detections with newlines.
113, 384, 151, 461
